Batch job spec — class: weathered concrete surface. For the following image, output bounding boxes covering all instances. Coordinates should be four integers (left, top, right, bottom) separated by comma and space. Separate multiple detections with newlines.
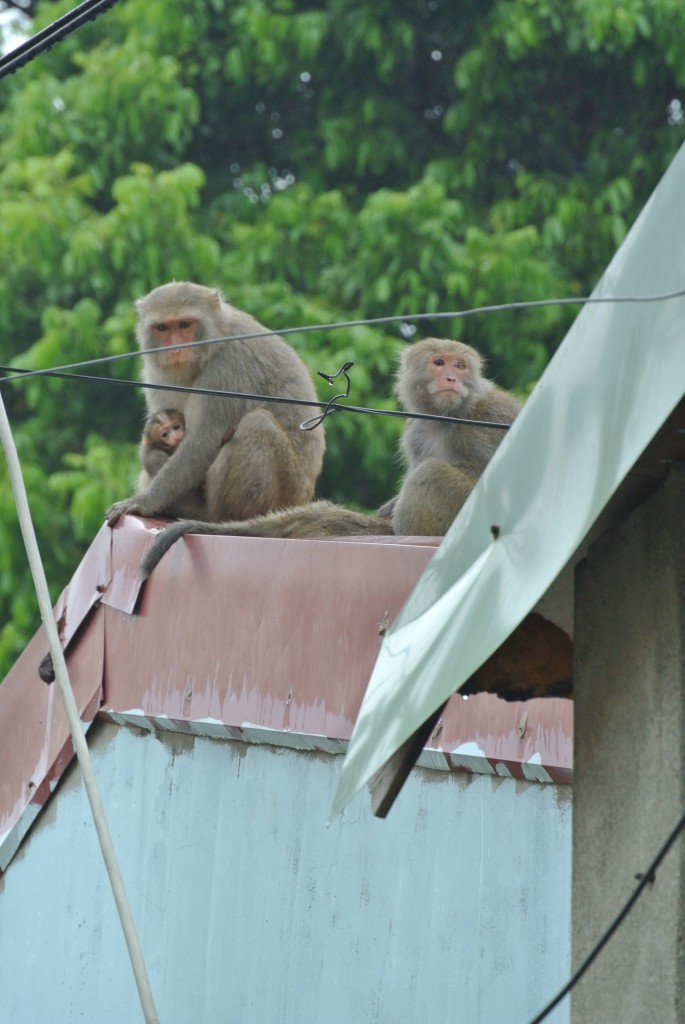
572, 464, 685, 1023
0, 723, 571, 1024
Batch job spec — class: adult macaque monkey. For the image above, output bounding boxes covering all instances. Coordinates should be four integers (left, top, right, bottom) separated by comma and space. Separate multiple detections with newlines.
106, 282, 326, 525
139, 337, 521, 578
380, 337, 521, 534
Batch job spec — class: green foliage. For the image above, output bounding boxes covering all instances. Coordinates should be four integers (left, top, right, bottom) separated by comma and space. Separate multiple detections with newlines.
49, 436, 139, 540
0, 0, 684, 675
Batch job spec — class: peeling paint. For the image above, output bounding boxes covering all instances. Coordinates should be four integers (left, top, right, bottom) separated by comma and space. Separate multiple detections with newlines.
415, 749, 450, 771
449, 740, 496, 775
522, 751, 554, 784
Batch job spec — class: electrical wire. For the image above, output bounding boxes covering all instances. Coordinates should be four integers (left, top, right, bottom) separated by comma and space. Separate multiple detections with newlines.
0, 0, 121, 80
0, 288, 682, 432
0, 363, 511, 430
526, 806, 685, 1024
1, 287, 684, 383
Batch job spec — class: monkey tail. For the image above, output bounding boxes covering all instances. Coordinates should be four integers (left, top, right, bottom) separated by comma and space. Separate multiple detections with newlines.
139, 501, 394, 578
139, 520, 200, 578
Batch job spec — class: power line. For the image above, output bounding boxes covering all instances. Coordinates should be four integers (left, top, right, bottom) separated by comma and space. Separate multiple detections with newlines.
526, 806, 685, 1024
0, 364, 511, 430
2, 288, 683, 431
1, 287, 683, 383
0, 0, 121, 80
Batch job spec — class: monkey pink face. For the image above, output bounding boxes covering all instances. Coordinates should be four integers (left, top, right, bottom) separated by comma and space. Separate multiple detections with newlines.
159, 420, 185, 450
150, 317, 199, 366
426, 351, 471, 404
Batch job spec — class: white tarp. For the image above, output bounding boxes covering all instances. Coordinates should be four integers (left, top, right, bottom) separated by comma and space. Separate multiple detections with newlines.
330, 143, 685, 820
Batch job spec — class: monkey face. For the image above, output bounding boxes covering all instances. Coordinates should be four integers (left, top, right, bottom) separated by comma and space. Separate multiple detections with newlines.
396, 338, 484, 414
426, 352, 472, 406
158, 420, 185, 451
149, 317, 200, 366
145, 410, 186, 453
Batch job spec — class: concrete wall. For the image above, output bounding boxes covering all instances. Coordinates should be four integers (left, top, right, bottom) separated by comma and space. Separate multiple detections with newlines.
572, 465, 685, 1022
0, 724, 571, 1024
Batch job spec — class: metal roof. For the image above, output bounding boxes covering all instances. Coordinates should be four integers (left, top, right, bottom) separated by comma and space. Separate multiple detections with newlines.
0, 517, 572, 873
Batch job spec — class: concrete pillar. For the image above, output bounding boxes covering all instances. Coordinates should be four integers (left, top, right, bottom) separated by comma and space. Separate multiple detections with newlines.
572, 464, 685, 1023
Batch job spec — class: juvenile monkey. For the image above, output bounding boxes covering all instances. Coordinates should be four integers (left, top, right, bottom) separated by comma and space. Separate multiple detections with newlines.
106, 282, 325, 525
139, 338, 521, 578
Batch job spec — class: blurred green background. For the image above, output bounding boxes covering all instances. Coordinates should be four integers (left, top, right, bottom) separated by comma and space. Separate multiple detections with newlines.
0, 0, 683, 675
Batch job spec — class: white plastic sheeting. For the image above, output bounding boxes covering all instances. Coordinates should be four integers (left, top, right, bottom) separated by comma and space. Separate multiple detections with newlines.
331, 143, 685, 820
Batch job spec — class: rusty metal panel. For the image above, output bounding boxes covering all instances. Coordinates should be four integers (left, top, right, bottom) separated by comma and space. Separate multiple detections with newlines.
0, 518, 573, 877
101, 529, 439, 739
102, 513, 155, 614
43, 521, 112, 649
0, 518, 573, 1021
418, 692, 572, 783
100, 526, 572, 782
0, 614, 104, 872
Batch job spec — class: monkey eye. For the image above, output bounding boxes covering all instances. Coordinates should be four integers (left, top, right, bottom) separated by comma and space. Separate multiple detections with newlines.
154, 323, 169, 332
457, 361, 467, 370
433, 357, 445, 366
179, 320, 194, 329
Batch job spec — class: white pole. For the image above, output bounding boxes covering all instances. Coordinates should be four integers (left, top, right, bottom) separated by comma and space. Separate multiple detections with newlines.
0, 391, 160, 1024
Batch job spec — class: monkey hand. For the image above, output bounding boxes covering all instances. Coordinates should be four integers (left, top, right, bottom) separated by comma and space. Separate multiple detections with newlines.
106, 495, 149, 526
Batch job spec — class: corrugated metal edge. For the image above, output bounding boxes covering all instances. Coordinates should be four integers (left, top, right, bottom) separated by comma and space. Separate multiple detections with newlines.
0, 615, 104, 874
98, 696, 572, 786
45, 522, 113, 651
101, 514, 156, 614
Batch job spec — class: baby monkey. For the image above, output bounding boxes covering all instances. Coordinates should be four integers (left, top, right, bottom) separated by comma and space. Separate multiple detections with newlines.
139, 408, 237, 518
140, 408, 186, 478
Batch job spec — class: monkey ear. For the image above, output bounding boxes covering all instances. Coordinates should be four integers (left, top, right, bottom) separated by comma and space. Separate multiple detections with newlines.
471, 349, 485, 374
209, 289, 223, 311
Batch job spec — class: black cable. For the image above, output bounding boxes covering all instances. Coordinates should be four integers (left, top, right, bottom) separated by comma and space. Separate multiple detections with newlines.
3, 287, 683, 430
0, 364, 510, 430
526, 807, 685, 1024
0, 0, 121, 80
1, 288, 684, 383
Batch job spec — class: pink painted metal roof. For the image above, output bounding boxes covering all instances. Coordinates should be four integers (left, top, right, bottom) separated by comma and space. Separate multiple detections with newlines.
0, 516, 573, 872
